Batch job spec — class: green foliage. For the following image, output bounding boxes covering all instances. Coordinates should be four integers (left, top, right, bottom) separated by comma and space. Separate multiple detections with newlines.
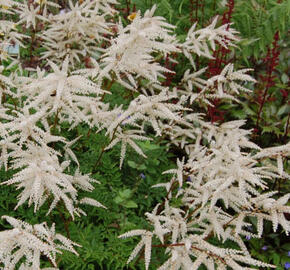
233, 0, 290, 59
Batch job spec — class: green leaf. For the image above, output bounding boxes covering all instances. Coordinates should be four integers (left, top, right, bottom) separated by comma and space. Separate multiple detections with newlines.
170, 197, 183, 208
160, 0, 173, 22
128, 160, 137, 168
137, 164, 146, 170
87, 264, 95, 270
231, 109, 247, 119
281, 243, 290, 250
119, 189, 132, 199
261, 126, 281, 135
178, 0, 186, 14
243, 105, 256, 116
271, 253, 280, 265
114, 196, 124, 204
151, 159, 160, 166
138, 140, 160, 151
122, 200, 138, 208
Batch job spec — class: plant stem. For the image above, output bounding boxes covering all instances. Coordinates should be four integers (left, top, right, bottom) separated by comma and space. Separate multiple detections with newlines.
255, 83, 270, 129
52, 108, 61, 133
92, 124, 119, 173
156, 181, 179, 215
101, 78, 115, 101
57, 203, 71, 239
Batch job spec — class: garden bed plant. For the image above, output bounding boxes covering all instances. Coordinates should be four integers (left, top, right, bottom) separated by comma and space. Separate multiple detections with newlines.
0, 0, 289, 269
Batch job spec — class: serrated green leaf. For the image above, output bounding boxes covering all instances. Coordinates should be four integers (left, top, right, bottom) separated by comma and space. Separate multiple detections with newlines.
243, 105, 256, 116
137, 164, 146, 170
119, 189, 132, 199
271, 253, 280, 265
232, 110, 247, 119
122, 200, 138, 208
114, 196, 124, 204
128, 160, 137, 168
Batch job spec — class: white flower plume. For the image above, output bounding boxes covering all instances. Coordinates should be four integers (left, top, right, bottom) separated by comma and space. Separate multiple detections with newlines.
99, 5, 179, 89
0, 216, 80, 270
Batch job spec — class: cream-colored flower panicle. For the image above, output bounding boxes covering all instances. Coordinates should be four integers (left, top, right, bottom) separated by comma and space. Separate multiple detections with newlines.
99, 5, 180, 89
119, 230, 153, 270
41, 0, 117, 66
120, 120, 289, 269
19, 57, 105, 127
183, 16, 239, 68
0, 216, 80, 270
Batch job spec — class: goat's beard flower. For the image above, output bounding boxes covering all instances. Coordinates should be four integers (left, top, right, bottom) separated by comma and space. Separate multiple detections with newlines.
0, 216, 80, 269
41, 0, 117, 66
99, 5, 180, 90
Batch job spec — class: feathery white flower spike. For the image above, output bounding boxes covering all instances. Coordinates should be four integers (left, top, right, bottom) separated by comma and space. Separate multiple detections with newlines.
119, 230, 153, 270
0, 216, 80, 270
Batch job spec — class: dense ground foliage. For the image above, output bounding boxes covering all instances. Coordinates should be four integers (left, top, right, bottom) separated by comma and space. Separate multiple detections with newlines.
0, 0, 289, 269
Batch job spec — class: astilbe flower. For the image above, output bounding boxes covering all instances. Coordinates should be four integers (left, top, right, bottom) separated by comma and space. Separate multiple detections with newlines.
15, 1, 49, 30
18, 57, 106, 127
107, 89, 186, 138
0, 0, 16, 12
99, 4, 179, 89
182, 16, 239, 68
41, 0, 117, 66
105, 128, 149, 168
181, 63, 256, 105
0, 98, 69, 171
1, 142, 76, 213
0, 107, 63, 147
160, 112, 203, 149
254, 142, 290, 177
0, 216, 79, 270
117, 9, 289, 268
92, 88, 187, 167
0, 140, 105, 218
121, 121, 289, 269
0, 101, 106, 217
